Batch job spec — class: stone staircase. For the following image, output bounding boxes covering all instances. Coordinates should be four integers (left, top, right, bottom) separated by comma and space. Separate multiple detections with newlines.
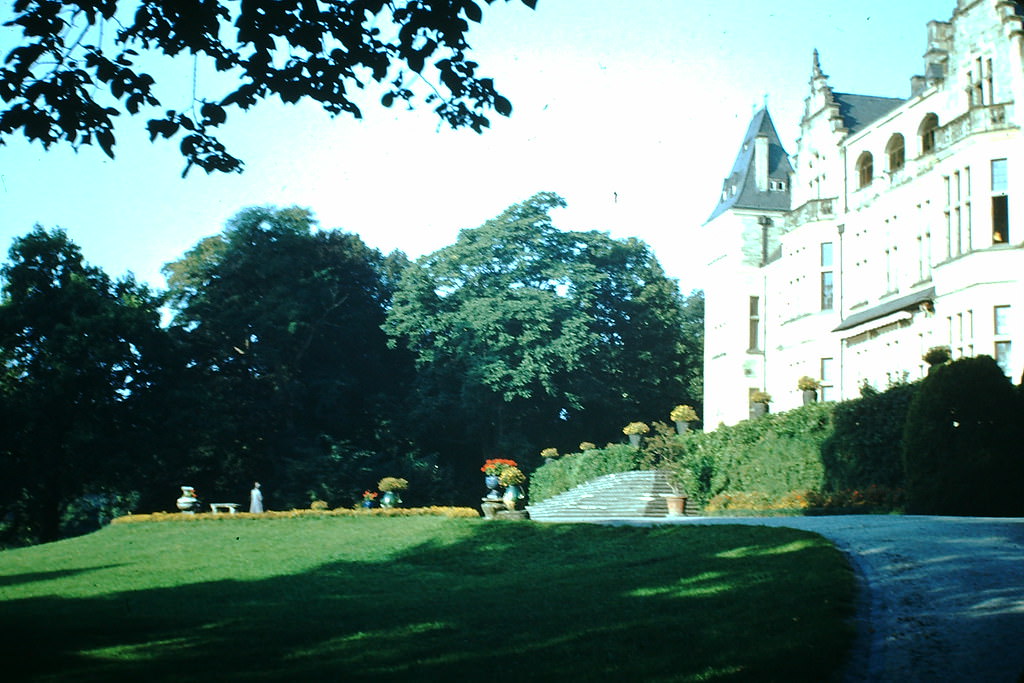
527, 470, 700, 521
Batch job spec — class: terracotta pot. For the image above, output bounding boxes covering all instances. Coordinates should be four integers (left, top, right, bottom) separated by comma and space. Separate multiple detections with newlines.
665, 494, 687, 516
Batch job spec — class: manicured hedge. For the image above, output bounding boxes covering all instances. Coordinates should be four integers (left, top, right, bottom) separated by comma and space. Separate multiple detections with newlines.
672, 403, 834, 506
529, 444, 644, 503
530, 363, 1024, 516
530, 397, 898, 512
112, 506, 481, 522
821, 382, 917, 494
902, 356, 1024, 516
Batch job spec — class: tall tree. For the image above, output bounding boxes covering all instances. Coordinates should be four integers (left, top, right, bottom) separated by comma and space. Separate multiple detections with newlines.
1, 0, 537, 175
386, 192, 695, 478
164, 206, 416, 506
678, 289, 704, 411
0, 227, 168, 543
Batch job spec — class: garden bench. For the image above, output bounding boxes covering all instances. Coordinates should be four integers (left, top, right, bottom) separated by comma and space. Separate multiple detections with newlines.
209, 503, 240, 514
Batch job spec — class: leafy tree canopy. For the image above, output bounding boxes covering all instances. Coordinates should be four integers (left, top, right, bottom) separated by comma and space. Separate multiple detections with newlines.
163, 206, 418, 506
386, 192, 696, 460
1, 0, 537, 175
0, 226, 168, 542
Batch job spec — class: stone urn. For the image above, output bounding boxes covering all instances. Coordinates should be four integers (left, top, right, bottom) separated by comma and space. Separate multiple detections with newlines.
502, 484, 525, 511
484, 475, 502, 499
176, 486, 199, 513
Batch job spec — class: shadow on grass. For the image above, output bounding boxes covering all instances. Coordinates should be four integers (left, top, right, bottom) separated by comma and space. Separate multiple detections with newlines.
1, 523, 854, 682
0, 565, 124, 589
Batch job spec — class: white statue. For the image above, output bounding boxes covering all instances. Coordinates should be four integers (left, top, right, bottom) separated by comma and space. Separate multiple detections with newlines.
249, 482, 264, 513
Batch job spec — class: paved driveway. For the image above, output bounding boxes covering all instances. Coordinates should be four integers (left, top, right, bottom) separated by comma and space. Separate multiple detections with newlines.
618, 515, 1024, 682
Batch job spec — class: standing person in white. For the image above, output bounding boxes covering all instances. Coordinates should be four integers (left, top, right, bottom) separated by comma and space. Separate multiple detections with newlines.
249, 482, 264, 513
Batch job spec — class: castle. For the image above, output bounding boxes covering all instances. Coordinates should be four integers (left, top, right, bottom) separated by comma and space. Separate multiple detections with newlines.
703, 0, 1024, 425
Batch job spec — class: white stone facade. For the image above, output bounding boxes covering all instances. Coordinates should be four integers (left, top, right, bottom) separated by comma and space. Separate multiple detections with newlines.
703, 0, 1024, 426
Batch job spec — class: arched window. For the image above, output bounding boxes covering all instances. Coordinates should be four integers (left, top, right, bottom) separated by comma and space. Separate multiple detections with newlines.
919, 113, 939, 155
886, 133, 905, 172
856, 151, 873, 188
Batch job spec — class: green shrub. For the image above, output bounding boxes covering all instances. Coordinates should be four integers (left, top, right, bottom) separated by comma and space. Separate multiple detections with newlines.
695, 403, 832, 503
822, 381, 918, 493
635, 405, 833, 509
531, 368, 1024, 518
529, 444, 643, 503
902, 356, 1024, 515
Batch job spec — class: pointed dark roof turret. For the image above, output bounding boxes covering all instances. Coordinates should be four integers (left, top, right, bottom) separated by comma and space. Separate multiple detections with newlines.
706, 107, 793, 223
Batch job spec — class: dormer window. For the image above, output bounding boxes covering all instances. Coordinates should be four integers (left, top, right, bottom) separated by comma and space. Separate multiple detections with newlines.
887, 134, 906, 172
856, 152, 874, 189
769, 179, 787, 191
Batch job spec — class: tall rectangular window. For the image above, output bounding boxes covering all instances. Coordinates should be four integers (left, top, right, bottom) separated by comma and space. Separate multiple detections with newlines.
820, 271, 834, 311
924, 231, 932, 277
820, 242, 834, 311
953, 172, 962, 255
885, 248, 893, 292
995, 341, 1012, 376
994, 304, 1011, 375
992, 159, 1008, 192
995, 305, 1010, 335
917, 236, 925, 281
748, 296, 760, 351
820, 357, 834, 401
992, 158, 1009, 244
956, 312, 964, 358
944, 175, 953, 258
992, 196, 1009, 243
986, 58, 994, 103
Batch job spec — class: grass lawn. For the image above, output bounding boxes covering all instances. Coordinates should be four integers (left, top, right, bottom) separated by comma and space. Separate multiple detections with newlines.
0, 517, 856, 682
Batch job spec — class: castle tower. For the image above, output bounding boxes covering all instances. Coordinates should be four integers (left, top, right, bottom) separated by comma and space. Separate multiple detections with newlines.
702, 107, 793, 426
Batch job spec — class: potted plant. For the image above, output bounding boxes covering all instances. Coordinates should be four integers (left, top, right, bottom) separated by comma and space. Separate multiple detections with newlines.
669, 404, 698, 434
481, 458, 517, 498
797, 376, 821, 404
361, 490, 378, 508
662, 467, 694, 516
377, 477, 408, 508
499, 466, 527, 511
750, 391, 772, 418
622, 421, 650, 447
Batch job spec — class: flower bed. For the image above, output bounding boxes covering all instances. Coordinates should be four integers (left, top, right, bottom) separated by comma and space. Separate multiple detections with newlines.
112, 506, 480, 523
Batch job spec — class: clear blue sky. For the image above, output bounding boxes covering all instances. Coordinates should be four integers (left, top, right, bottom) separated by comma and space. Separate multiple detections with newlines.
1, 1, 945, 294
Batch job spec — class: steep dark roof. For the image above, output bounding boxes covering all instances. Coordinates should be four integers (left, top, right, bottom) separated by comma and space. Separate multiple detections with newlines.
833, 93, 906, 135
707, 108, 794, 223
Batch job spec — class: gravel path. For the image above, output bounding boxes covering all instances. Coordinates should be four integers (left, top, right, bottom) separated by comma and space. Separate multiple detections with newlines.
608, 515, 1024, 682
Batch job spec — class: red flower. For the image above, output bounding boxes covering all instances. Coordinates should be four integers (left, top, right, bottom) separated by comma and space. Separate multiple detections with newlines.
481, 458, 518, 476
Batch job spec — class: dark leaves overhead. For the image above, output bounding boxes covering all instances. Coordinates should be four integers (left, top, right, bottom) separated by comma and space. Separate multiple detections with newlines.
0, 1, 535, 175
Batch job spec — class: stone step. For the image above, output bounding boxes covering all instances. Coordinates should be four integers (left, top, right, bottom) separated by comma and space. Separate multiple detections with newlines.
527, 470, 699, 521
